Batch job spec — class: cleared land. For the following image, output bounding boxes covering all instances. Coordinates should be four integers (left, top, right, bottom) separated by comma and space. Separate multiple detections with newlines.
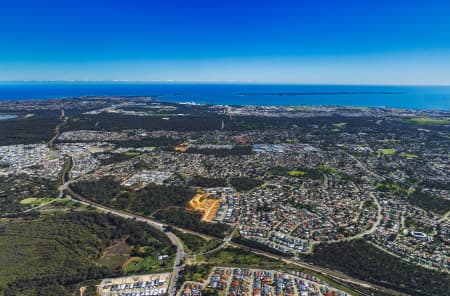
188, 192, 222, 222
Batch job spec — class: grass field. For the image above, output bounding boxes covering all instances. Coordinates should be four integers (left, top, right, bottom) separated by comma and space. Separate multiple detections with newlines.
98, 254, 129, 270
50, 197, 91, 209
19, 197, 54, 205
317, 165, 339, 174
19, 197, 39, 205
375, 181, 405, 194
124, 151, 141, 156
97, 239, 131, 270
333, 122, 347, 128
288, 170, 306, 177
399, 152, 418, 158
378, 148, 396, 155
123, 255, 174, 274
405, 117, 450, 125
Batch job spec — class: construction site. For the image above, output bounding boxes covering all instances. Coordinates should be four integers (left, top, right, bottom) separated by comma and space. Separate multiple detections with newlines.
187, 192, 222, 222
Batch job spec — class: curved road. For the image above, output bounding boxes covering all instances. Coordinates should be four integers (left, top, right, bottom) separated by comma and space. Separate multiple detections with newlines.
9, 109, 430, 296
65, 186, 184, 296
40, 116, 403, 296
310, 192, 382, 248
9, 112, 72, 216
65, 185, 405, 296
228, 242, 407, 296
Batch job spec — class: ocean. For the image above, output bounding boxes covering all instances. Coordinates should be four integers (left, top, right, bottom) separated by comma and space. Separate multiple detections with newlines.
0, 82, 449, 111
0, 115, 17, 120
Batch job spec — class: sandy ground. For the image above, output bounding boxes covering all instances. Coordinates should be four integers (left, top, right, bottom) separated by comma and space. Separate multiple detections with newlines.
188, 192, 222, 222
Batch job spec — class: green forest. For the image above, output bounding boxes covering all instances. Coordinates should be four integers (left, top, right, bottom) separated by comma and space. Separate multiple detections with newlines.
70, 176, 231, 238
172, 230, 222, 254
306, 240, 450, 296
188, 176, 228, 188
155, 208, 230, 238
0, 175, 58, 215
230, 177, 263, 191
268, 166, 323, 180
408, 189, 450, 214
0, 111, 59, 146
0, 211, 174, 296
70, 176, 196, 216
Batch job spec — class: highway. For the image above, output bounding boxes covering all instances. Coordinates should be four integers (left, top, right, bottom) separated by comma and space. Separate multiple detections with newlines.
8, 115, 72, 216
227, 242, 407, 296
15, 104, 407, 295
47, 105, 66, 148
54, 128, 403, 296
46, 107, 184, 296
65, 184, 406, 296
65, 186, 184, 296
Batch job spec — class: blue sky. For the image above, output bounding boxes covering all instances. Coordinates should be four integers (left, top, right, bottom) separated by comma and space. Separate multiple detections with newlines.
1, 0, 450, 84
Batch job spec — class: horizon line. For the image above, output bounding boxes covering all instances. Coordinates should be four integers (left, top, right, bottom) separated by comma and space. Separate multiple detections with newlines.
1, 80, 450, 87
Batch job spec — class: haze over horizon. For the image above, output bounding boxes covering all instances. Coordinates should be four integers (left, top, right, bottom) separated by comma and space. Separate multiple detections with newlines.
2, 0, 450, 84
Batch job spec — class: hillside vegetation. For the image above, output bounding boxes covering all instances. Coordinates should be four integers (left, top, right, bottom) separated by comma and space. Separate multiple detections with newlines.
306, 240, 450, 296
70, 176, 196, 216
0, 211, 174, 296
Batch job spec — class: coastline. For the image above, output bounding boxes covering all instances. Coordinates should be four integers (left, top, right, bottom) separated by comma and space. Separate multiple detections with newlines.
0, 83, 449, 111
